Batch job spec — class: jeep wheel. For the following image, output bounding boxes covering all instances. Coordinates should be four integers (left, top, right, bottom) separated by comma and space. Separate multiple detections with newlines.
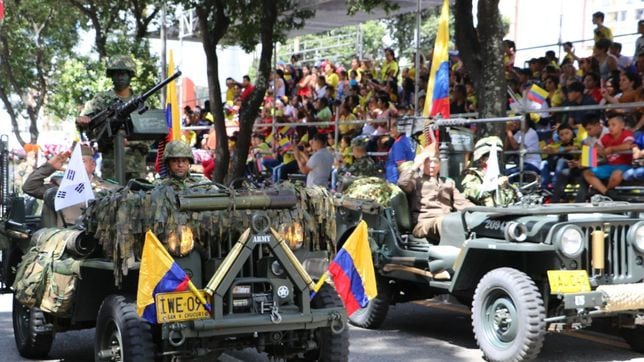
472, 268, 546, 362
302, 284, 349, 361
621, 326, 644, 353
12, 296, 54, 358
95, 295, 155, 361
348, 275, 391, 329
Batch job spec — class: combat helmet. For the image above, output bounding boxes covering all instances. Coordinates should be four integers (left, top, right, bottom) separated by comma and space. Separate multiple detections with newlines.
350, 136, 369, 149
106, 55, 136, 77
473, 136, 503, 161
164, 140, 194, 163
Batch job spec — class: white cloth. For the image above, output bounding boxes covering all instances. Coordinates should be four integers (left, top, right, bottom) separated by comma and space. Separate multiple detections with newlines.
481, 144, 500, 193
54, 144, 94, 211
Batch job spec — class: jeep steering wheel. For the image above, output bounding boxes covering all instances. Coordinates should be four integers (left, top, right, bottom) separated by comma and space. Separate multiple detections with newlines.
507, 171, 540, 194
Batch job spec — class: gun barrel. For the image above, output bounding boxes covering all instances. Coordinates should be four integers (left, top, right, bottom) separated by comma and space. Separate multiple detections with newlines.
178, 191, 297, 211
140, 71, 182, 100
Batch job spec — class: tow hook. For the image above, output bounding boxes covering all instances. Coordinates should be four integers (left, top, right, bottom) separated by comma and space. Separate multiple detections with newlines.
330, 312, 345, 334
270, 305, 282, 324
168, 327, 186, 347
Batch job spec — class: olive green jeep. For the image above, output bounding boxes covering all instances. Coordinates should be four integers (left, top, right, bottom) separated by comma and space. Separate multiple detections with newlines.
335, 193, 644, 362
0, 135, 348, 361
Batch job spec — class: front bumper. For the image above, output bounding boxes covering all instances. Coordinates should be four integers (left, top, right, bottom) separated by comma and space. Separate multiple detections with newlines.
561, 283, 644, 312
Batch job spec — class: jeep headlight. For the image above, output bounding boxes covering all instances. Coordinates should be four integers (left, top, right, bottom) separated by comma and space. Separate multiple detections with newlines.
167, 226, 195, 257
555, 226, 584, 258
628, 221, 644, 253
278, 222, 303, 250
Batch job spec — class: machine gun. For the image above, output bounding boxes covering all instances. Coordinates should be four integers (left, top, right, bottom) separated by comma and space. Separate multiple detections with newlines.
84, 71, 182, 150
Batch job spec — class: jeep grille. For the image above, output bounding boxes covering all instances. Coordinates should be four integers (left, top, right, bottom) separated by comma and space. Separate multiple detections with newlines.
581, 223, 637, 284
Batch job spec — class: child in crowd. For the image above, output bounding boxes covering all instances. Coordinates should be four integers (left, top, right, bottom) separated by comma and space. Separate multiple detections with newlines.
541, 125, 578, 190
582, 115, 634, 198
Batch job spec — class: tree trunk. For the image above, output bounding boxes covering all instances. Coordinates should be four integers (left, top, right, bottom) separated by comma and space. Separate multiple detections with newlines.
229, 0, 277, 182
455, 0, 506, 138
196, 3, 230, 183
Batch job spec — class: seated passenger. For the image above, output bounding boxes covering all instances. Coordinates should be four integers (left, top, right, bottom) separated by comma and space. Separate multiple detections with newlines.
23, 145, 116, 226
623, 130, 643, 182
398, 147, 473, 241
342, 136, 380, 178
582, 115, 634, 197
461, 136, 518, 207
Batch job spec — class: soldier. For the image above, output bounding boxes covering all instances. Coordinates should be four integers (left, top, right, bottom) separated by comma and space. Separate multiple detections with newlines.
76, 55, 149, 181
461, 136, 518, 207
398, 146, 473, 241
343, 136, 379, 178
156, 140, 200, 190
23, 145, 117, 226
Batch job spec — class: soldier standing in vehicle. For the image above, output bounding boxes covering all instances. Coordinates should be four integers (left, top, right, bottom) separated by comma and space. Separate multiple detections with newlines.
398, 147, 473, 241
157, 140, 201, 190
342, 136, 380, 178
76, 55, 149, 181
461, 136, 518, 207
22, 145, 117, 226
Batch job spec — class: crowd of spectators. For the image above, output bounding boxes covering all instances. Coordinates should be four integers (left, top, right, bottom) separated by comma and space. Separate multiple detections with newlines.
184, 14, 643, 203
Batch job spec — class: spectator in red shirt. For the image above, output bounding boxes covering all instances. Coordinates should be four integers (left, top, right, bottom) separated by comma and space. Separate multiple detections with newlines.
240, 75, 255, 103
583, 72, 602, 103
582, 115, 634, 197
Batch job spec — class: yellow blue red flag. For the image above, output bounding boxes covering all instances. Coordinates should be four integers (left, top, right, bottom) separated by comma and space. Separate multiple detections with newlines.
581, 145, 597, 168
527, 84, 548, 105
327, 220, 377, 316
423, 0, 450, 119
166, 50, 181, 141
137, 230, 211, 324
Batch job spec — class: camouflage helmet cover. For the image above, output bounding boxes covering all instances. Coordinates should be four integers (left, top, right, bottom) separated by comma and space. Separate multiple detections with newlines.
164, 140, 194, 162
106, 55, 136, 76
350, 136, 369, 149
473, 136, 503, 161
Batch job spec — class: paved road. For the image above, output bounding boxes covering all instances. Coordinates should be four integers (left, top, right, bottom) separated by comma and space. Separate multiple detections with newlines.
1, 293, 642, 361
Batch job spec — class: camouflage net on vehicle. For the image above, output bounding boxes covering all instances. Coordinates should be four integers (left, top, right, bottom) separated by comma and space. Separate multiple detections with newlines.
343, 177, 405, 207
82, 182, 336, 285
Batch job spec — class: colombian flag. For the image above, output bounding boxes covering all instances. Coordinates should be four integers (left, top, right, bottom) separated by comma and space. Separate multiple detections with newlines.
156, 50, 181, 176
327, 220, 377, 316
581, 145, 597, 168
136, 231, 211, 324
527, 84, 548, 105
423, 0, 450, 119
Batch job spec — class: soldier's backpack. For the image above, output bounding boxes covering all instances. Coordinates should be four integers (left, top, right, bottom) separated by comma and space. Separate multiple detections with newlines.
13, 228, 82, 317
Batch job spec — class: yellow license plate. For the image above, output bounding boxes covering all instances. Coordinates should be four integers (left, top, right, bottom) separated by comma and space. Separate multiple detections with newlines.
547, 270, 591, 294
155, 290, 211, 323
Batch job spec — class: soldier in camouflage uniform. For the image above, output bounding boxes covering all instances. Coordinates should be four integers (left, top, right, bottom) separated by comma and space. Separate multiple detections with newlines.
156, 140, 201, 190
76, 55, 149, 181
344, 136, 380, 178
461, 136, 518, 207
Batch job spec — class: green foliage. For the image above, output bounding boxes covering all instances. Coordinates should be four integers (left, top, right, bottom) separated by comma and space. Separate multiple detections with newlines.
420, 6, 455, 52
0, 0, 80, 143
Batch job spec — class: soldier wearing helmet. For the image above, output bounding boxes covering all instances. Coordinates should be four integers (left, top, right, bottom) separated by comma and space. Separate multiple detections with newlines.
157, 140, 200, 189
461, 136, 518, 207
75, 55, 149, 182
343, 136, 379, 178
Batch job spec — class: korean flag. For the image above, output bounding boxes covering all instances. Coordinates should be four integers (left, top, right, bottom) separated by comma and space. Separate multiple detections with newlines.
54, 144, 95, 211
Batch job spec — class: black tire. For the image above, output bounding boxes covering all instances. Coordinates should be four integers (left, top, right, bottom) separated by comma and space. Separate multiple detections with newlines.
95, 295, 155, 362
621, 326, 644, 353
1, 246, 22, 288
471, 267, 546, 362
305, 284, 350, 362
12, 296, 55, 359
348, 275, 391, 329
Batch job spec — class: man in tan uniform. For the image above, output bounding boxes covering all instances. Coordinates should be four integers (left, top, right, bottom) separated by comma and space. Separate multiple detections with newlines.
23, 145, 117, 226
397, 147, 473, 241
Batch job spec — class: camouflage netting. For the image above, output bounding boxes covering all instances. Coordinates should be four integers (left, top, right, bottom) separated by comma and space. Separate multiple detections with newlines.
343, 177, 405, 207
82, 182, 336, 284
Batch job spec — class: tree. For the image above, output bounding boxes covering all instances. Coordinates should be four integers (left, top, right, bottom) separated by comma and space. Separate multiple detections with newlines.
0, 0, 79, 145
67, 0, 127, 59
454, 0, 506, 137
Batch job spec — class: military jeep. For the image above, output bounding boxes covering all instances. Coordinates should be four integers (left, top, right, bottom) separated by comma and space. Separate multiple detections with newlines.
0, 135, 348, 360
335, 193, 644, 361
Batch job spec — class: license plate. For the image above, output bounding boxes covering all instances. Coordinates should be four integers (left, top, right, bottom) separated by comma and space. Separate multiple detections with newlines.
155, 290, 211, 323
547, 270, 591, 294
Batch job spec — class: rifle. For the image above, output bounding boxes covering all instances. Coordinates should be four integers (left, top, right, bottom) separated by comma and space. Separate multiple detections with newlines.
84, 71, 182, 150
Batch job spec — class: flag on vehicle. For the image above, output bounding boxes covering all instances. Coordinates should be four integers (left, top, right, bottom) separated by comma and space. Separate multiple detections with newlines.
137, 230, 212, 324
423, 0, 450, 120
156, 50, 181, 177
54, 143, 94, 211
316, 220, 376, 316
581, 145, 597, 167
527, 84, 548, 105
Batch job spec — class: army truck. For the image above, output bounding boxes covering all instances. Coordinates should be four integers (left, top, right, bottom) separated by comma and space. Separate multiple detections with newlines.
336, 189, 644, 361
0, 72, 348, 360
1, 152, 347, 361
